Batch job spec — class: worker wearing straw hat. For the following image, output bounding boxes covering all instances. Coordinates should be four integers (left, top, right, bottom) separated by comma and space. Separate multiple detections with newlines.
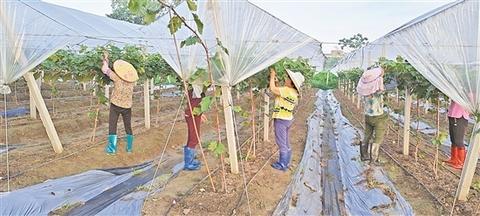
269, 67, 305, 171
101, 52, 138, 155
357, 66, 388, 164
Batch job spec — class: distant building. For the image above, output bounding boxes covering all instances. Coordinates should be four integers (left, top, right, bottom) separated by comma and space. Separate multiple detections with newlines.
326, 48, 345, 58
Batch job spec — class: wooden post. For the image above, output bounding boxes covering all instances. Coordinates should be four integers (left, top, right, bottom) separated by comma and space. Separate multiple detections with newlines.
1, 7, 62, 153
456, 12, 480, 200
104, 85, 109, 99
222, 85, 239, 174
29, 73, 42, 119
357, 95, 361, 109
144, 80, 151, 129
24, 72, 63, 153
236, 89, 240, 101
424, 99, 430, 114
149, 79, 155, 100
263, 91, 270, 142
456, 124, 480, 200
351, 81, 355, 101
347, 81, 351, 100
150, 78, 154, 94
29, 87, 35, 119
352, 92, 356, 104
403, 89, 412, 155
396, 88, 400, 105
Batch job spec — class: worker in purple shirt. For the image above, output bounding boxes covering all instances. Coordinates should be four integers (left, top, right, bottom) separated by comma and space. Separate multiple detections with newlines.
444, 100, 469, 169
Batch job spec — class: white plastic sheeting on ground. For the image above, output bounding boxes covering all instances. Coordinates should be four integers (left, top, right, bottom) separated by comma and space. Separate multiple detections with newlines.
0, 169, 135, 215
0, 0, 144, 86
0, 161, 183, 216
274, 90, 413, 215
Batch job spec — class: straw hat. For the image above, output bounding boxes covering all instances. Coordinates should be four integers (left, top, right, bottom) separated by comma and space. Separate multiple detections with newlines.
113, 60, 139, 83
286, 69, 305, 92
356, 67, 384, 96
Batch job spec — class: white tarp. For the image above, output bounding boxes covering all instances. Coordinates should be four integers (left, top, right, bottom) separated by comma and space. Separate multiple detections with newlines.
142, 0, 317, 86
0, 0, 145, 86
288, 40, 326, 71
207, 0, 313, 86
2, 0, 324, 88
330, 0, 480, 198
140, 1, 215, 81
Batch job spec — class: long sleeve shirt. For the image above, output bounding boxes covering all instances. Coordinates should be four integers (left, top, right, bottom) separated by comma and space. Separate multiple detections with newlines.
102, 60, 134, 108
363, 92, 385, 117
185, 89, 203, 118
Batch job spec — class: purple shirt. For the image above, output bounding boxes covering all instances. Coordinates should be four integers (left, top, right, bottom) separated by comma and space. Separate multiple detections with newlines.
448, 101, 469, 119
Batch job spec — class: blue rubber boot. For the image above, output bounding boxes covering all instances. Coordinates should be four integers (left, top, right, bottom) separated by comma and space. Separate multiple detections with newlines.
285, 150, 292, 167
105, 135, 117, 155
271, 151, 289, 171
126, 134, 134, 153
190, 146, 201, 166
184, 146, 200, 171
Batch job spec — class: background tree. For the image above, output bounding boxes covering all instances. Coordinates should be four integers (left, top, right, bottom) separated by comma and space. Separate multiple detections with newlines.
338, 33, 369, 50
107, 0, 145, 24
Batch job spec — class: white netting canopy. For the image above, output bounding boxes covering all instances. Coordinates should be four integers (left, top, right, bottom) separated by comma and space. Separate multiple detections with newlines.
288, 40, 326, 71
331, 0, 480, 199
2, 0, 325, 88
142, 0, 318, 87
140, 1, 215, 81
0, 0, 145, 86
207, 0, 314, 86
332, 0, 478, 116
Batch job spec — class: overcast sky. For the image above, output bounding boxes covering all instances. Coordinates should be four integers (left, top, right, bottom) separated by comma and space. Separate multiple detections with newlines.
44, 0, 453, 52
